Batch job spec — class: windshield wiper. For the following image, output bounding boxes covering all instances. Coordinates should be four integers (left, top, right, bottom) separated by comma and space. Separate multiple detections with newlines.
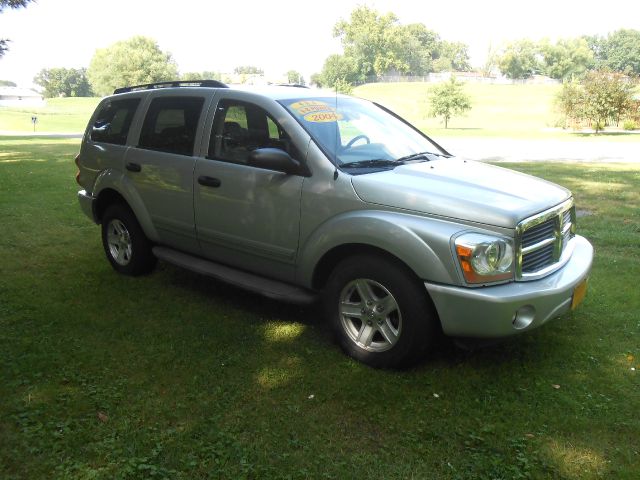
395, 151, 447, 163
340, 159, 401, 169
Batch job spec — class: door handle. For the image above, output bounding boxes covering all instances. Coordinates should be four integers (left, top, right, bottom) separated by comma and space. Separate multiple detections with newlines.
126, 162, 141, 172
198, 176, 221, 188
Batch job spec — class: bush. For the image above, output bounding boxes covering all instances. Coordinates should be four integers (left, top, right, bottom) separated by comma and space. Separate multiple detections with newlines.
623, 119, 637, 130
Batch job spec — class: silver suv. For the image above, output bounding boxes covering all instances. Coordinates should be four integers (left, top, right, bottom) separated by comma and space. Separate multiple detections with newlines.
76, 80, 593, 368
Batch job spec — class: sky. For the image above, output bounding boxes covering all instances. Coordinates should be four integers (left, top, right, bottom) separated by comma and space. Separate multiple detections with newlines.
1, 0, 640, 88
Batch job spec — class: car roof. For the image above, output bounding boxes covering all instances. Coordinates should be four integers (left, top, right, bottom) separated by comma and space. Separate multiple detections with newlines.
109, 82, 349, 102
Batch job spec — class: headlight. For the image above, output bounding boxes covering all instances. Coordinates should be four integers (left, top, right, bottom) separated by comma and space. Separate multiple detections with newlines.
455, 233, 514, 284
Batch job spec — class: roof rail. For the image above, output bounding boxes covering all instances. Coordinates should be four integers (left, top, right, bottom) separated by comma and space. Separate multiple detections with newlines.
274, 83, 310, 89
113, 80, 228, 94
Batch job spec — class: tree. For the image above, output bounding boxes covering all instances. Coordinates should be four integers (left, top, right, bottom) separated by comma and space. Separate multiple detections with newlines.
320, 54, 362, 90
540, 38, 593, 80
557, 71, 637, 133
233, 66, 263, 75
333, 5, 399, 77
0, 0, 33, 58
310, 73, 323, 88
0, 79, 16, 86
181, 71, 222, 81
87, 36, 178, 96
286, 70, 305, 85
599, 29, 640, 75
33, 68, 93, 97
555, 80, 585, 127
498, 40, 540, 79
428, 76, 472, 128
582, 71, 636, 132
434, 41, 472, 72
382, 23, 439, 75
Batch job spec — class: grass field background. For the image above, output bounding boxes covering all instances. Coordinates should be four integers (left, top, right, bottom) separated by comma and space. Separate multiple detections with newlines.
0, 137, 638, 479
0, 97, 100, 133
1, 83, 638, 141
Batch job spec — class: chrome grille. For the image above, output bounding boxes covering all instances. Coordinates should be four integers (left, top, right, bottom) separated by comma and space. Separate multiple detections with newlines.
516, 200, 576, 281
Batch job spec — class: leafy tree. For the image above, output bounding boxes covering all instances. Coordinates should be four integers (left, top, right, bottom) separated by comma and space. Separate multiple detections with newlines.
333, 5, 399, 77
286, 70, 305, 85
181, 71, 222, 81
0, 79, 16, 86
87, 36, 178, 96
599, 29, 640, 75
555, 80, 585, 127
33, 68, 93, 97
540, 38, 593, 80
320, 54, 362, 90
0, 0, 33, 58
233, 65, 263, 75
498, 40, 540, 79
382, 23, 439, 75
310, 73, 323, 88
428, 76, 472, 128
434, 41, 472, 72
582, 71, 636, 132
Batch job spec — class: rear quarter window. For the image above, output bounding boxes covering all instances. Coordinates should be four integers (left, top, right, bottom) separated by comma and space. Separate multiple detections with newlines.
90, 98, 141, 145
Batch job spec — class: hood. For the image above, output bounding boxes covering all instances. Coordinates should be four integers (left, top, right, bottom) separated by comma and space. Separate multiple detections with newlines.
350, 158, 570, 228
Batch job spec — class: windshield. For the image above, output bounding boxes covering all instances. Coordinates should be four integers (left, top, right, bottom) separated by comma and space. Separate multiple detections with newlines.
279, 96, 446, 169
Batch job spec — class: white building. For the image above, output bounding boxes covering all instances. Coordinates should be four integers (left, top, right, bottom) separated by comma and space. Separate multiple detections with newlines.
0, 87, 45, 107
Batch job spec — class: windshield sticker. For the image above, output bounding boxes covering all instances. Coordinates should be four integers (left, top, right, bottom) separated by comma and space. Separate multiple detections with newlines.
303, 111, 343, 123
290, 100, 342, 122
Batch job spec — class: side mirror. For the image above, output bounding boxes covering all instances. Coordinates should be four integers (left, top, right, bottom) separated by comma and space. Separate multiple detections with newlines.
247, 148, 301, 175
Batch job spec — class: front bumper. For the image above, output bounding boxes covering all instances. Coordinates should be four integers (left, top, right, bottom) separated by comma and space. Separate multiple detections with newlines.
77, 189, 97, 223
425, 235, 594, 338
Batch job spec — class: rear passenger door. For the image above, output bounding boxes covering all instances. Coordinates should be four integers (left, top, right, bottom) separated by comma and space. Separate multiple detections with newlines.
193, 98, 304, 282
126, 95, 207, 253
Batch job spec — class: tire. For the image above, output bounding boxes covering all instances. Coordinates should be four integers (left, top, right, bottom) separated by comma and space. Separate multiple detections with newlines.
101, 203, 156, 276
324, 254, 438, 368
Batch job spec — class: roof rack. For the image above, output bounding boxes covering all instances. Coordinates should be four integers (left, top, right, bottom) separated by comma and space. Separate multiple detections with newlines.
113, 80, 228, 94
274, 83, 310, 89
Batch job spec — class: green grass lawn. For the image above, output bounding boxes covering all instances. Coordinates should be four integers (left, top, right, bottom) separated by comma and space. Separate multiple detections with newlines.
1, 137, 639, 479
354, 82, 640, 141
1, 85, 639, 143
0, 97, 100, 133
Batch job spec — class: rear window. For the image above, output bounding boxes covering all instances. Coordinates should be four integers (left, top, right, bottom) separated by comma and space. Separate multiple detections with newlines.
90, 98, 140, 145
138, 96, 205, 156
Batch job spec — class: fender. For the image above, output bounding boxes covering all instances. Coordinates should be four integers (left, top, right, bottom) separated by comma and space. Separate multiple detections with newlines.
296, 210, 468, 288
93, 168, 160, 242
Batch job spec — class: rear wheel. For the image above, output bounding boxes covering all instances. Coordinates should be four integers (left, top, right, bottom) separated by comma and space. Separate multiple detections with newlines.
101, 203, 156, 276
324, 254, 438, 368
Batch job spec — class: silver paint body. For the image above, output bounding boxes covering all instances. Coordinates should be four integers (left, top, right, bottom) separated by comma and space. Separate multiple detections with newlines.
77, 86, 593, 338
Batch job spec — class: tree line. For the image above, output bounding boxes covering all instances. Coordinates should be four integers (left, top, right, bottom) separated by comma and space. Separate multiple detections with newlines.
314, 6, 640, 91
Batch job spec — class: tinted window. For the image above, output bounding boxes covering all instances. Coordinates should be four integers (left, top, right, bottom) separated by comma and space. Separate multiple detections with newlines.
90, 98, 140, 145
208, 100, 297, 164
139, 97, 205, 156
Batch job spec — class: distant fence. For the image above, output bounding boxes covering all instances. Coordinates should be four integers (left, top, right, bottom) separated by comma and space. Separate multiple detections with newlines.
357, 73, 560, 86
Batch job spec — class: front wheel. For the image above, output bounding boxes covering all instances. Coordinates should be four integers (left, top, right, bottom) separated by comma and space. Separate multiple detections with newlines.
324, 254, 438, 368
101, 203, 156, 276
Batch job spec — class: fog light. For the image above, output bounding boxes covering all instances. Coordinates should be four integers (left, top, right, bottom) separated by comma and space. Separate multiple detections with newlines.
512, 305, 535, 330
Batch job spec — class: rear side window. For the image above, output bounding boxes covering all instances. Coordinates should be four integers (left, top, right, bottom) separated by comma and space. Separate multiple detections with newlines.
90, 98, 140, 145
139, 96, 205, 156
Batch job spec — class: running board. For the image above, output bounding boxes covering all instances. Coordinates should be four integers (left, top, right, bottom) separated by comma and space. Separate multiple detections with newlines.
152, 246, 318, 305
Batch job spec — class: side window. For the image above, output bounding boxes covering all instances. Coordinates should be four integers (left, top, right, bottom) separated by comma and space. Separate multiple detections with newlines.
208, 100, 296, 165
139, 96, 205, 156
90, 98, 140, 145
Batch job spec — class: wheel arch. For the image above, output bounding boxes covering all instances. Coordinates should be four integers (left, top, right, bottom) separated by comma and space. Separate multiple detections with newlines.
298, 210, 463, 290
92, 170, 159, 242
